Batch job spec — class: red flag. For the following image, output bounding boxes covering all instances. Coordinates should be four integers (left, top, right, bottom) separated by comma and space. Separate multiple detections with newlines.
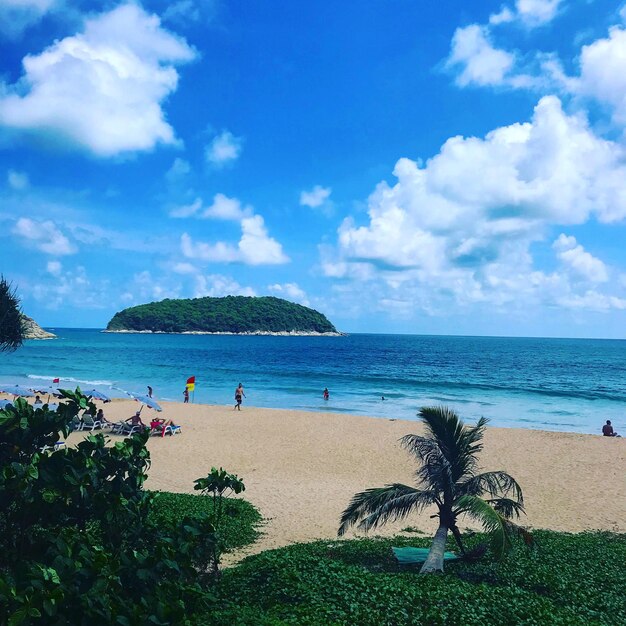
186, 376, 195, 385
53, 378, 60, 383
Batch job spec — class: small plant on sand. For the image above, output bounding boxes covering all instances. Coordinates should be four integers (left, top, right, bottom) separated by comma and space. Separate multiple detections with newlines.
338, 406, 531, 573
195, 467, 246, 577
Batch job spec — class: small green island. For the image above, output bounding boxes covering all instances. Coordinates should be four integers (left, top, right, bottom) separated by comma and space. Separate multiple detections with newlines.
104, 295, 343, 335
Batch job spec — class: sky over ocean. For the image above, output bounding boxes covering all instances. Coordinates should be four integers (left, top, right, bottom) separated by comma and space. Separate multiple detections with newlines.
2, 1, 626, 337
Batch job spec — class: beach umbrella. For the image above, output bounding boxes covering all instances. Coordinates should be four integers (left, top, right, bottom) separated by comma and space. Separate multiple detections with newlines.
0, 384, 35, 397
30, 385, 63, 397
130, 393, 162, 412
0, 399, 13, 409
84, 388, 112, 402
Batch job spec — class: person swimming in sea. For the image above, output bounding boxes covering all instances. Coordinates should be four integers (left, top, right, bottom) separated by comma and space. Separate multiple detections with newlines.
323, 388, 329, 401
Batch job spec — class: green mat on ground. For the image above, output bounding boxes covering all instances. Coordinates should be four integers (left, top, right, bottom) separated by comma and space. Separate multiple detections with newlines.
392, 547, 459, 565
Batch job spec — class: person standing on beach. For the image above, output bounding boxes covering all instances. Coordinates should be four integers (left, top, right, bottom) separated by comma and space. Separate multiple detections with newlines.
234, 383, 246, 410
183, 388, 189, 403
147, 385, 153, 398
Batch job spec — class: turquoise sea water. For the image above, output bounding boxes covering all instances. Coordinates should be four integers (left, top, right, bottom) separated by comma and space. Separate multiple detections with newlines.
1, 329, 625, 434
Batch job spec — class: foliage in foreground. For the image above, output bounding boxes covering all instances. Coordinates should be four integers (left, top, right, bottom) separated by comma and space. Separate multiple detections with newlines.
205, 531, 626, 626
0, 393, 260, 625
0, 275, 24, 352
149, 488, 262, 554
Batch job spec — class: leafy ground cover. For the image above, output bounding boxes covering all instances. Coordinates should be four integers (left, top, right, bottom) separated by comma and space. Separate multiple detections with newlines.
204, 531, 625, 625
148, 490, 262, 552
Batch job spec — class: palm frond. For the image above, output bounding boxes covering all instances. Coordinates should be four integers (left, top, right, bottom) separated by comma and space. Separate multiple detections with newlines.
488, 497, 525, 519
453, 494, 513, 560
458, 471, 524, 504
417, 407, 488, 483
338, 484, 438, 536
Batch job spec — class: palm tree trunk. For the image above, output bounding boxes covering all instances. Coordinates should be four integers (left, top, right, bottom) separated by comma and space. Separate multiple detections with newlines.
420, 523, 448, 574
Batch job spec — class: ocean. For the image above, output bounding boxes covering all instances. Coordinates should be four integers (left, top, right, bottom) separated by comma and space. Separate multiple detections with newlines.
1, 329, 625, 434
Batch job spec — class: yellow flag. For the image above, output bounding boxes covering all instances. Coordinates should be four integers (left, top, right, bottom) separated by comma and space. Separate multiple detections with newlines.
186, 383, 195, 392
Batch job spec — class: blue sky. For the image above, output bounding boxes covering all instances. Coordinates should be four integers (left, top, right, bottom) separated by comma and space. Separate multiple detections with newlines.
2, 0, 626, 337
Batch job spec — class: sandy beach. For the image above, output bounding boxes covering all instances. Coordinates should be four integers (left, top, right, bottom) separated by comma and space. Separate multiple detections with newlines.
42, 398, 623, 555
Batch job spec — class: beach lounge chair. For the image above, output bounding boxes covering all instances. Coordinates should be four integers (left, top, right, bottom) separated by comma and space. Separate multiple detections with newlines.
70, 416, 83, 431
392, 547, 459, 566
150, 424, 182, 437
81, 415, 103, 431
40, 441, 66, 453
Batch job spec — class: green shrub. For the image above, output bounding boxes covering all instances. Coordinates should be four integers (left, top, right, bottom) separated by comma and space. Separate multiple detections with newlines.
149, 490, 262, 552
203, 531, 625, 625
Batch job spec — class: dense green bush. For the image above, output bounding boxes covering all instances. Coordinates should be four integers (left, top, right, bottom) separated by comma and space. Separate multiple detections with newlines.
149, 490, 262, 552
204, 531, 625, 625
0, 393, 261, 625
106, 295, 338, 333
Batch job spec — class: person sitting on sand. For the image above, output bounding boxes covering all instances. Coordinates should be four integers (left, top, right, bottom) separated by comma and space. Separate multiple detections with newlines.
150, 417, 178, 437
34, 395, 42, 405
126, 411, 146, 428
234, 383, 246, 410
602, 420, 619, 437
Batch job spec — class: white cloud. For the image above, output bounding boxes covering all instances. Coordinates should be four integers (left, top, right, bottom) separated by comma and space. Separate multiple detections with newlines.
202, 193, 249, 220
205, 130, 243, 167
193, 274, 256, 298
0, 0, 57, 38
515, 0, 562, 27
447, 25, 516, 87
169, 198, 202, 218
324, 96, 626, 313
552, 234, 608, 282
0, 3, 195, 156
166, 158, 191, 183
12, 217, 76, 255
268, 282, 309, 306
169, 193, 251, 220
181, 213, 289, 266
46, 260, 62, 276
489, 1, 562, 28
172, 261, 197, 274
300, 185, 332, 208
573, 26, 626, 127
7, 169, 29, 190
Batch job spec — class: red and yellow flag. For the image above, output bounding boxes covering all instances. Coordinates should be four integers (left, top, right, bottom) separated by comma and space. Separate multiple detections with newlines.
186, 376, 195, 392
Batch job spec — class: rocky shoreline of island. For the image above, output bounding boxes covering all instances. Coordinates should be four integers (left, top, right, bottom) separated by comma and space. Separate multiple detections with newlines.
102, 329, 346, 337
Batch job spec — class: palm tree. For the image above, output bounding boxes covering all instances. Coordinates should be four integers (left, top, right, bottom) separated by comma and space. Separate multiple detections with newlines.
0, 277, 24, 353
338, 406, 530, 573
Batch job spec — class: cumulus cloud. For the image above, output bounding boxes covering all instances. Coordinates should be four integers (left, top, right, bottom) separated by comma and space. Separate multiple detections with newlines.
300, 185, 332, 208
7, 169, 29, 190
323, 96, 626, 313
169, 193, 251, 220
169, 198, 202, 218
552, 234, 608, 282
0, 0, 57, 38
46, 260, 62, 276
489, 1, 562, 27
193, 274, 256, 298
202, 193, 249, 220
205, 130, 243, 167
166, 158, 191, 183
12, 217, 76, 255
573, 26, 626, 127
268, 282, 309, 306
0, 3, 195, 156
181, 213, 289, 265
515, 0, 562, 27
447, 25, 516, 87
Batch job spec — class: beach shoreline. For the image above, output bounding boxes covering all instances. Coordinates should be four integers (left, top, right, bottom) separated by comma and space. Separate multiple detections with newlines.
49, 399, 625, 554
